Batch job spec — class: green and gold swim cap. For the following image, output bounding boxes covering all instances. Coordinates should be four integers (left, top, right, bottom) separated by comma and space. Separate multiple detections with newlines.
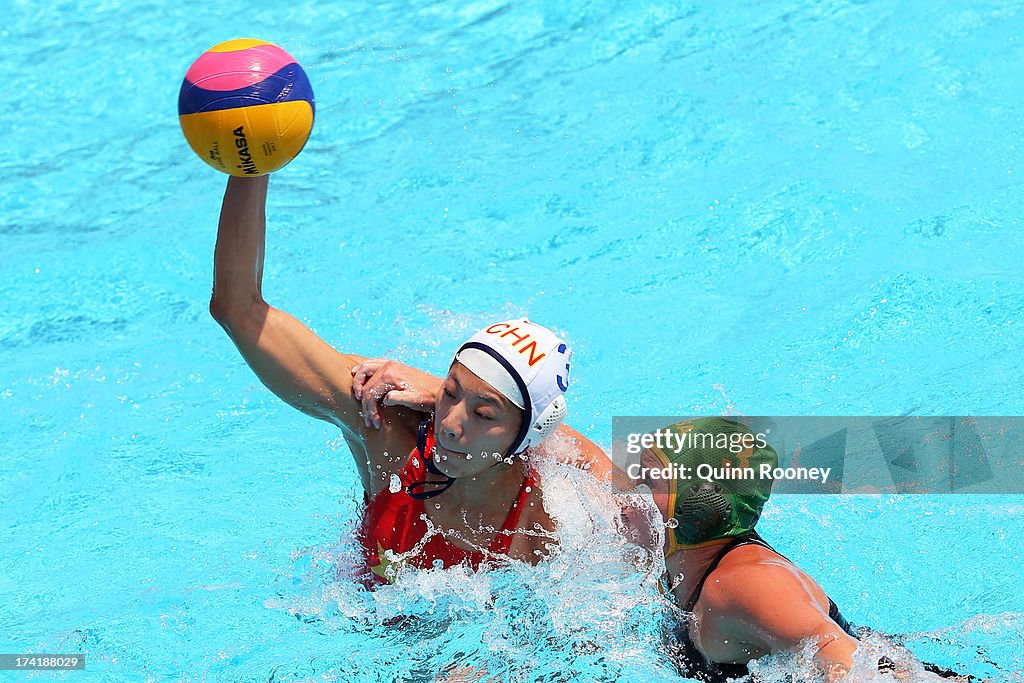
648, 418, 778, 553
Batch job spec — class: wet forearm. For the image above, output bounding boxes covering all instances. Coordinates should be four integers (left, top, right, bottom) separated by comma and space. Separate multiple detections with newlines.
211, 175, 270, 319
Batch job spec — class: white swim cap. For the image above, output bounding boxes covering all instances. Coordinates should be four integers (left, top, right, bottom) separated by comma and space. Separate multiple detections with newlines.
454, 318, 572, 455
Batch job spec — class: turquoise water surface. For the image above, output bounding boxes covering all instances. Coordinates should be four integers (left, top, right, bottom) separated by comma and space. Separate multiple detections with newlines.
2, 0, 1023, 680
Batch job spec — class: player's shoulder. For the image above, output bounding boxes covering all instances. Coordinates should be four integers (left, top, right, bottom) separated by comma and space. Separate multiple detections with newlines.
701, 544, 806, 608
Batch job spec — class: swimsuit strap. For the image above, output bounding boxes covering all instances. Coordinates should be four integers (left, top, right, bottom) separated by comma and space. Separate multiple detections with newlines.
488, 469, 538, 554
682, 531, 771, 612
681, 532, 860, 639
406, 419, 456, 500
706, 533, 857, 637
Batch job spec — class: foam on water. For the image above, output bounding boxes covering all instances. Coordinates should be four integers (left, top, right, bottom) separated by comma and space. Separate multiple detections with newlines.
264, 435, 1022, 682
259, 446, 679, 682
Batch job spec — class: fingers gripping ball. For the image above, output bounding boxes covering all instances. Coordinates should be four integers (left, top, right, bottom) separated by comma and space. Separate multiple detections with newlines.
178, 39, 315, 176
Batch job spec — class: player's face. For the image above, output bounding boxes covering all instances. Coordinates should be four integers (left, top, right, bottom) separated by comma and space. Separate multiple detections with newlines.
432, 362, 522, 478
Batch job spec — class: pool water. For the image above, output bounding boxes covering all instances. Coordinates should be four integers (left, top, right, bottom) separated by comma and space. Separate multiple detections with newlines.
2, 0, 1023, 680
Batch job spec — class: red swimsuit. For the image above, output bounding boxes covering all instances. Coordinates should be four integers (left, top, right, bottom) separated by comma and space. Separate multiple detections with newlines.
358, 420, 537, 586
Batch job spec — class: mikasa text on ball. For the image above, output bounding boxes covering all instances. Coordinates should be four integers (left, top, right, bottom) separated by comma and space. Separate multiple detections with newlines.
178, 39, 315, 176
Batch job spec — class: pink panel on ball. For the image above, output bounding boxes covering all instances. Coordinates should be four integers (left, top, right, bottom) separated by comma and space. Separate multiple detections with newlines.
184, 44, 297, 91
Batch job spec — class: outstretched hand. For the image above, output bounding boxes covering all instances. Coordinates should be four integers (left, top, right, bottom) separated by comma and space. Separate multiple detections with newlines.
350, 358, 441, 428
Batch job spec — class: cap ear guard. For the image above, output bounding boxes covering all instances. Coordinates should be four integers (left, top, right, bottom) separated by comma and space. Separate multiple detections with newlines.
518, 395, 567, 453
674, 482, 733, 544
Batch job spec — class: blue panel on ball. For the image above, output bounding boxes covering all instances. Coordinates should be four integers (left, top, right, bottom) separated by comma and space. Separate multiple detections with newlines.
178, 63, 315, 116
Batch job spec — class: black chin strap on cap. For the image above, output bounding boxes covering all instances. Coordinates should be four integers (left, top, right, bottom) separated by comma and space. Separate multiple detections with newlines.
407, 419, 456, 501
456, 341, 532, 457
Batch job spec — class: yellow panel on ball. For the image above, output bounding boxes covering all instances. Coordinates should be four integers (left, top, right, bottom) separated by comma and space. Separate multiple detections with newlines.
179, 100, 314, 177
207, 38, 271, 52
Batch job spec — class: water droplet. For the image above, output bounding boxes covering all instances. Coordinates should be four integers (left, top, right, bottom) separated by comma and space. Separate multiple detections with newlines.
665, 518, 679, 529
435, 503, 442, 509
524, 486, 532, 493
388, 474, 402, 493
432, 558, 444, 569
375, 464, 381, 469
466, 453, 473, 460
411, 457, 420, 467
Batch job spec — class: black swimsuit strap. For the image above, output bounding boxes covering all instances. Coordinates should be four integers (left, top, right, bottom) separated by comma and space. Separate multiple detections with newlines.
682, 531, 859, 639
682, 531, 769, 612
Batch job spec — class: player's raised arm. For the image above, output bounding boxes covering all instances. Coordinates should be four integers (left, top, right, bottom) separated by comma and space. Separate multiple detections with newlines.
208, 175, 364, 432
